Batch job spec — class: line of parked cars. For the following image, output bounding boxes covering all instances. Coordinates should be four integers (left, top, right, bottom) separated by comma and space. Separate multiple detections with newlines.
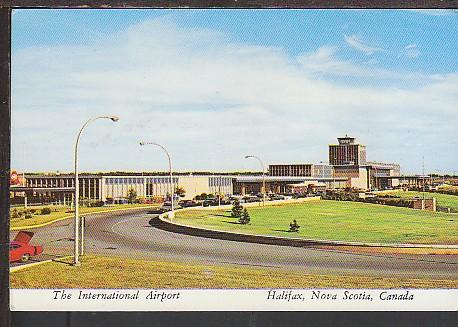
148, 192, 317, 214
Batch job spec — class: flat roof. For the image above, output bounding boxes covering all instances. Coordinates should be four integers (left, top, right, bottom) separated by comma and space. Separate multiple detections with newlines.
10, 186, 75, 192
235, 176, 347, 183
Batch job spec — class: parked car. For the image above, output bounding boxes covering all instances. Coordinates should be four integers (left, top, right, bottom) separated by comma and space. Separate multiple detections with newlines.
179, 200, 200, 208
219, 199, 231, 205
269, 194, 285, 201
161, 201, 182, 211
9, 231, 43, 263
147, 207, 168, 214
243, 196, 261, 203
229, 196, 245, 204
203, 199, 219, 207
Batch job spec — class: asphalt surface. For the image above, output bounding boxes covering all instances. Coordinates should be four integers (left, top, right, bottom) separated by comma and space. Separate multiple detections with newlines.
10, 209, 458, 279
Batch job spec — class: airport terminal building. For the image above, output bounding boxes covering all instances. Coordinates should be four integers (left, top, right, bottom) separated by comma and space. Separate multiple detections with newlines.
11, 174, 234, 205
11, 136, 425, 205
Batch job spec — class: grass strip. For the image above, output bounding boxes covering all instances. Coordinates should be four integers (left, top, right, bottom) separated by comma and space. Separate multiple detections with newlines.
10, 255, 458, 289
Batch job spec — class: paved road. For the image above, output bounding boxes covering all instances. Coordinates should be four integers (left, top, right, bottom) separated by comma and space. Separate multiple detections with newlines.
10, 209, 458, 279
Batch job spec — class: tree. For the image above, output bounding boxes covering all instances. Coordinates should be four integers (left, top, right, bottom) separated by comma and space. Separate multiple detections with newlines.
175, 186, 186, 198
231, 199, 243, 218
127, 187, 137, 204
11, 208, 20, 219
40, 207, 51, 215
195, 193, 208, 201
289, 219, 300, 232
239, 208, 251, 225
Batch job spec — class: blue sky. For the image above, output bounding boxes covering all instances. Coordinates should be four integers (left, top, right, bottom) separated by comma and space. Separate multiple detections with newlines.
11, 9, 458, 174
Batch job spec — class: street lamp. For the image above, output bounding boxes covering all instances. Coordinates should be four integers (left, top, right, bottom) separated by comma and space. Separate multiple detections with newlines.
74, 115, 119, 266
140, 142, 174, 219
245, 155, 266, 205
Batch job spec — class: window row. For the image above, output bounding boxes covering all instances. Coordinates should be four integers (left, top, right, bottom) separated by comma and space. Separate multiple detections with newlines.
105, 177, 179, 185
209, 177, 232, 187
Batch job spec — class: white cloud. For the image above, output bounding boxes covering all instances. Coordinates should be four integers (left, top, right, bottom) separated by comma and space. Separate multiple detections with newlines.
297, 46, 426, 81
344, 34, 383, 55
404, 43, 420, 58
11, 18, 458, 174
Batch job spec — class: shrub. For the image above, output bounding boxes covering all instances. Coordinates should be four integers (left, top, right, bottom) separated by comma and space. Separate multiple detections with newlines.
25, 213, 33, 219
40, 207, 52, 215
11, 209, 20, 219
89, 201, 105, 207
289, 219, 300, 232
239, 208, 251, 225
29, 208, 36, 214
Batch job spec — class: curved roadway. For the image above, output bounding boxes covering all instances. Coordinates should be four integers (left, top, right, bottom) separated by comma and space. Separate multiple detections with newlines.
10, 209, 458, 279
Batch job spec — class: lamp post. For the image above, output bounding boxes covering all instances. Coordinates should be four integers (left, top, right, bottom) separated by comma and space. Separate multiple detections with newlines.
140, 142, 174, 219
245, 155, 266, 205
73, 115, 119, 266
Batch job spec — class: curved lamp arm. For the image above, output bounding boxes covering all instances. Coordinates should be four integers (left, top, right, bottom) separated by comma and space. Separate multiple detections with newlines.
140, 141, 174, 218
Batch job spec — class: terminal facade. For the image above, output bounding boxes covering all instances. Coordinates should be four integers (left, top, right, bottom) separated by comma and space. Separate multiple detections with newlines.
11, 136, 423, 205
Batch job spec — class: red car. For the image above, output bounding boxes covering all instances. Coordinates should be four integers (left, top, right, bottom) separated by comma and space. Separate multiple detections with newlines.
9, 231, 43, 263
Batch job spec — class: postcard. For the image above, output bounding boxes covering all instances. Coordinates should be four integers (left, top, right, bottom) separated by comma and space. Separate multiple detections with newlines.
8, 8, 458, 311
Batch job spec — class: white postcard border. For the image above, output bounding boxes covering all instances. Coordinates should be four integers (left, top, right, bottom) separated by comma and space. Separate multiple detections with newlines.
10, 289, 458, 311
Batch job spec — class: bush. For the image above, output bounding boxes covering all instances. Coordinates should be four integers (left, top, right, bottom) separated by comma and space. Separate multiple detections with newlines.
195, 193, 209, 201
239, 208, 251, 225
89, 201, 105, 207
25, 213, 33, 219
289, 219, 300, 232
29, 208, 36, 214
40, 207, 52, 215
11, 209, 20, 219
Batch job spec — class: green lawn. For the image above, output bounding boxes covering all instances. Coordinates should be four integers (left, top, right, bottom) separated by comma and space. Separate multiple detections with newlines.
10, 255, 458, 289
439, 185, 458, 192
174, 200, 458, 245
10, 203, 155, 229
379, 190, 458, 211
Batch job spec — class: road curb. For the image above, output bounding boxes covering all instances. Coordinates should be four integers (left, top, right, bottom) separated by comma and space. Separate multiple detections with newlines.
153, 208, 458, 251
10, 205, 154, 231
10, 255, 73, 273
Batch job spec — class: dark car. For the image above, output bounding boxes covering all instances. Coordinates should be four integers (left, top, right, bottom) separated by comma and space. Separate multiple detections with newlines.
243, 196, 261, 203
202, 200, 216, 207
179, 200, 200, 208
147, 207, 168, 214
